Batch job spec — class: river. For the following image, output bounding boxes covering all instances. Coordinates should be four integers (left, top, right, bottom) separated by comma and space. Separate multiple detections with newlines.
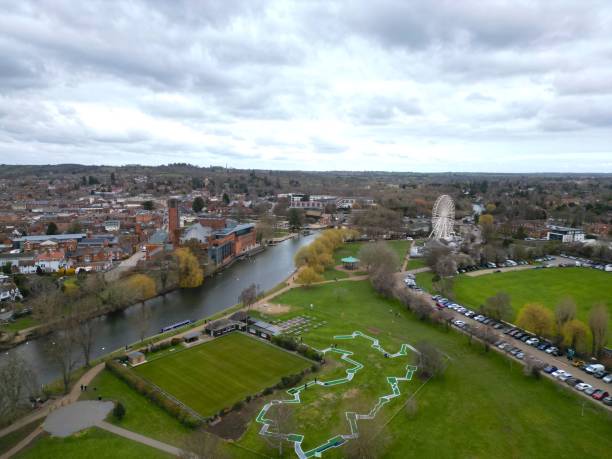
4, 232, 318, 385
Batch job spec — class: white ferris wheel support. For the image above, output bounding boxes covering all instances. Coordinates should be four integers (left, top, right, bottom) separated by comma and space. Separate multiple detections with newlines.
429, 195, 455, 240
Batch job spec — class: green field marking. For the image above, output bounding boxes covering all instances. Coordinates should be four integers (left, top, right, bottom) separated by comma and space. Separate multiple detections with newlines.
255, 331, 417, 458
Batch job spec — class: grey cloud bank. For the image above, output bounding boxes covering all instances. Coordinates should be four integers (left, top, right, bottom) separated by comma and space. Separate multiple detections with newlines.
0, 0, 611, 172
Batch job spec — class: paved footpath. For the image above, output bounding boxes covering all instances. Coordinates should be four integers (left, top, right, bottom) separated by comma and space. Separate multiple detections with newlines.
96, 421, 185, 456
0, 362, 105, 458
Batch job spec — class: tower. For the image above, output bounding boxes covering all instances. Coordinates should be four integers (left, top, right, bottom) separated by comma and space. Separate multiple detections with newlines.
168, 198, 179, 247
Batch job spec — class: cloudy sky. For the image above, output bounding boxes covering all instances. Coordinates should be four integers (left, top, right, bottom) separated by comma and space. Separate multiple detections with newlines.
1, 0, 611, 172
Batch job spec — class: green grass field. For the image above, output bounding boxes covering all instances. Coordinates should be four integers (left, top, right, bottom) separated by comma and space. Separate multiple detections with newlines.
453, 268, 612, 328
135, 332, 311, 417
15, 428, 170, 459
406, 258, 426, 270
238, 281, 612, 458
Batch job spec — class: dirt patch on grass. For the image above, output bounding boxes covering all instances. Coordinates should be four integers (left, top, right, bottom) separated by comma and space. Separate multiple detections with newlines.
343, 388, 360, 399
253, 302, 290, 315
367, 327, 381, 335
205, 397, 266, 441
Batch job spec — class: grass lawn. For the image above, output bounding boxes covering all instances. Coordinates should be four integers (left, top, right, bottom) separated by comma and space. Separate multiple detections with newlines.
15, 428, 171, 459
135, 332, 311, 418
0, 420, 41, 455
236, 281, 612, 458
453, 267, 612, 328
79, 369, 192, 446
406, 258, 426, 270
0, 316, 38, 333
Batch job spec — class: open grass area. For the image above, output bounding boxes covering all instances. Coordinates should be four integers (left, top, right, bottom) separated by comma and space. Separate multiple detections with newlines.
79, 369, 192, 446
0, 316, 38, 333
15, 428, 171, 459
135, 332, 311, 418
453, 267, 612, 328
236, 281, 612, 458
406, 258, 426, 270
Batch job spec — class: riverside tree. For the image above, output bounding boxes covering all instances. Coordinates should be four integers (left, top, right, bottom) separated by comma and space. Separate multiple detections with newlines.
175, 247, 204, 288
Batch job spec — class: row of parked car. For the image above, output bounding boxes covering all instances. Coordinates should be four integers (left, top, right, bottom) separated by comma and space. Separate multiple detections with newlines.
456, 258, 535, 274
430, 295, 612, 408
544, 366, 612, 406
559, 254, 612, 272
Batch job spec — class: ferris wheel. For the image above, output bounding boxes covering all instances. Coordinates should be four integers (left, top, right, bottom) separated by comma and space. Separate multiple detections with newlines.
429, 195, 455, 240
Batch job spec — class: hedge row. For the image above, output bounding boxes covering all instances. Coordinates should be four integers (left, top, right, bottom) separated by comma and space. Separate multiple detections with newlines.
271, 335, 323, 361
105, 359, 202, 428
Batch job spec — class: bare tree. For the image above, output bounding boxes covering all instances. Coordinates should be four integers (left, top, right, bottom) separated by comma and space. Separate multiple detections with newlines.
239, 283, 259, 317
481, 292, 513, 321
370, 264, 397, 298
0, 354, 38, 425
138, 303, 152, 343
264, 403, 295, 457
588, 303, 608, 357
434, 255, 457, 278
358, 242, 399, 274
180, 429, 228, 459
345, 416, 389, 459
74, 317, 97, 368
523, 355, 546, 378
48, 325, 79, 394
415, 341, 446, 379
554, 297, 576, 338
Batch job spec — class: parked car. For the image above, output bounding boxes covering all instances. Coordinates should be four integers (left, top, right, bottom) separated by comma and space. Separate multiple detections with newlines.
559, 373, 573, 382
593, 370, 607, 379
602, 396, 612, 406
516, 352, 525, 360
572, 359, 586, 368
575, 382, 592, 391
526, 337, 539, 346
592, 390, 609, 400
552, 370, 566, 378
543, 365, 558, 374
585, 364, 605, 374
603, 374, 612, 384
584, 387, 597, 396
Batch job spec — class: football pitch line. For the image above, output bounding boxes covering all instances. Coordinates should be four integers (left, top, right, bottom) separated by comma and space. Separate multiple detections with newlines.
256, 331, 418, 458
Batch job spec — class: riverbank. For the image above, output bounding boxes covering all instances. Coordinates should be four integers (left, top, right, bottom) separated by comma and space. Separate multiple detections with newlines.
0, 245, 270, 351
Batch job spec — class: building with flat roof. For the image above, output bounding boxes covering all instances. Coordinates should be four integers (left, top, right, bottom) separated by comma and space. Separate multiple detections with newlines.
547, 225, 585, 243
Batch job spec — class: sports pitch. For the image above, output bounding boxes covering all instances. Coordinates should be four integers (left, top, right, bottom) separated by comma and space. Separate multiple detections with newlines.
135, 332, 311, 417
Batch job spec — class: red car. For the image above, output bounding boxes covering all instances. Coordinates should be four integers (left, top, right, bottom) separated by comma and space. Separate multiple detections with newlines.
592, 390, 609, 401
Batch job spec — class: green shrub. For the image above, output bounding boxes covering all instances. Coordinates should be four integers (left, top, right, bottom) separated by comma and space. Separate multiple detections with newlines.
113, 401, 126, 420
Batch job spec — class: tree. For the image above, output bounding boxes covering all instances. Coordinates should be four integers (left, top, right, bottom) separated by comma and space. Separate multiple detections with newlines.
73, 298, 100, 368
263, 403, 295, 457
46, 222, 58, 235
479, 214, 495, 243
588, 304, 608, 356
434, 255, 457, 278
481, 292, 513, 321
562, 319, 589, 353
142, 200, 155, 211
415, 341, 445, 379
180, 429, 228, 459
49, 325, 78, 394
2, 262, 11, 275
67, 222, 82, 234
256, 215, 275, 243
192, 197, 205, 213
516, 303, 554, 337
0, 354, 38, 423
554, 297, 576, 337
138, 303, 152, 343
296, 266, 322, 286
175, 248, 204, 288
288, 208, 303, 232
126, 274, 157, 305
113, 401, 126, 420
345, 416, 389, 459
239, 283, 258, 314
370, 264, 396, 298
358, 242, 398, 274
222, 193, 230, 205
